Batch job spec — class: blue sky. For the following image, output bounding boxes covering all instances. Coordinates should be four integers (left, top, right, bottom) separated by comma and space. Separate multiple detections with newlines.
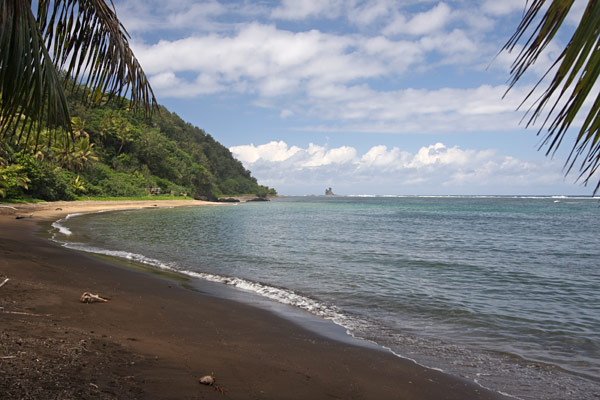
113, 0, 596, 195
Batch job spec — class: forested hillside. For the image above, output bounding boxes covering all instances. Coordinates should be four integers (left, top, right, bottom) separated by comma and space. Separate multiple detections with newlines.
0, 89, 276, 201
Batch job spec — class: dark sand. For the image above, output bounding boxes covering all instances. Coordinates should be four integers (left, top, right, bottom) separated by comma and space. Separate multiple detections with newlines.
0, 201, 508, 399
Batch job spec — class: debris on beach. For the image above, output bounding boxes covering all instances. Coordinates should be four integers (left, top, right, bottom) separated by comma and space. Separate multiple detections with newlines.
0, 278, 9, 288
1, 310, 52, 317
200, 374, 226, 394
15, 213, 33, 219
80, 292, 109, 303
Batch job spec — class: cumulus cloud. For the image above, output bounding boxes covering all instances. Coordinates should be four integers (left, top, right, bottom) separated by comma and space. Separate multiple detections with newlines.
360, 145, 411, 170
481, 0, 526, 16
118, 1, 579, 137
271, 0, 345, 20
133, 23, 385, 95
302, 144, 358, 167
165, 1, 226, 27
296, 83, 531, 134
148, 71, 224, 97
230, 141, 578, 195
114, 0, 230, 33
132, 16, 536, 134
384, 2, 453, 36
347, 0, 394, 26
231, 141, 301, 163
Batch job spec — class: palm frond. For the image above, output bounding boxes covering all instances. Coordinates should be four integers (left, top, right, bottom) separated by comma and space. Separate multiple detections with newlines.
0, 0, 70, 147
39, 0, 156, 112
503, 0, 600, 193
1, 0, 156, 146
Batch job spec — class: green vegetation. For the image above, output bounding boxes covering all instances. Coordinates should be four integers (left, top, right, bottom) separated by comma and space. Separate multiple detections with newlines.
1, 2, 274, 202
0, 87, 276, 201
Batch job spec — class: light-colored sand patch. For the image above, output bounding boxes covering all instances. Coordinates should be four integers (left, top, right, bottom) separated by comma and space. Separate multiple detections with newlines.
0, 199, 222, 221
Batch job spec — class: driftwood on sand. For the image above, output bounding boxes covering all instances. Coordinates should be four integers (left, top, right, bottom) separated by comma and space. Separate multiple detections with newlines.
80, 292, 109, 303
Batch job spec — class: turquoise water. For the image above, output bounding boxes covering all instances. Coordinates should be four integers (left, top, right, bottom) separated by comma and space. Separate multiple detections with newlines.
54, 196, 600, 399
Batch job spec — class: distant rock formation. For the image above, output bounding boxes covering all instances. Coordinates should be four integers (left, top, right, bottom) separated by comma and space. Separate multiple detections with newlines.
325, 187, 334, 196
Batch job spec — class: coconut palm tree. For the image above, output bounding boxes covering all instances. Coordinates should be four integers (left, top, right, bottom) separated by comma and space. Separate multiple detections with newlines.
52, 132, 97, 171
0, 0, 156, 148
503, 0, 600, 193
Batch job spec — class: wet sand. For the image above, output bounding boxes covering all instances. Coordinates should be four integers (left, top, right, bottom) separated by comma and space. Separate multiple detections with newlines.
0, 200, 508, 399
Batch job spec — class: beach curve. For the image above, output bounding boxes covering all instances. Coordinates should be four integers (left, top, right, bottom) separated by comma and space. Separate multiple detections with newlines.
0, 199, 509, 399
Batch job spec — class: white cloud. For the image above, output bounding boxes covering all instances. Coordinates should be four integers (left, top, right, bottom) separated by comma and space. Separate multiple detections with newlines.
481, 0, 526, 16
165, 1, 226, 27
133, 23, 384, 94
271, 0, 345, 20
384, 2, 453, 36
418, 29, 477, 56
359, 145, 411, 170
407, 143, 497, 169
130, 3, 560, 135
302, 144, 358, 167
114, 0, 229, 33
230, 141, 301, 163
348, 0, 394, 26
296, 83, 531, 134
135, 16, 548, 135
148, 71, 224, 97
126, 3, 561, 136
231, 141, 580, 195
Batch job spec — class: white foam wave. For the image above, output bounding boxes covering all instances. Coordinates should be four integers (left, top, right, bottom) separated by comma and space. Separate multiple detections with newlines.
182, 270, 360, 330
51, 212, 86, 236
60, 242, 177, 271
51, 209, 154, 239
52, 221, 72, 236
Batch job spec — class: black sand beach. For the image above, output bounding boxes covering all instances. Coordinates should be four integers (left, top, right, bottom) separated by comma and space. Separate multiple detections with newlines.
0, 201, 507, 399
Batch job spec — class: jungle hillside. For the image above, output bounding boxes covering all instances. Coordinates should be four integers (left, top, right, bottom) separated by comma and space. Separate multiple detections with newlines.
0, 86, 276, 202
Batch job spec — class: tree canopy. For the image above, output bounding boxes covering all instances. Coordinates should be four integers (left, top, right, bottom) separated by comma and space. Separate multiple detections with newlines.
0, 86, 276, 200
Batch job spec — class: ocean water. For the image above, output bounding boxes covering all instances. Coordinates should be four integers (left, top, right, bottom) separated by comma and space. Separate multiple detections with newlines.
52, 196, 600, 399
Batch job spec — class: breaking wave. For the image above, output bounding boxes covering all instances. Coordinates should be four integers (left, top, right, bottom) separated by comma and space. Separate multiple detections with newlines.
51, 213, 87, 236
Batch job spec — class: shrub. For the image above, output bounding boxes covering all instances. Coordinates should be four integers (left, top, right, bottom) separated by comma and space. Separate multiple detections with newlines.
16, 153, 76, 200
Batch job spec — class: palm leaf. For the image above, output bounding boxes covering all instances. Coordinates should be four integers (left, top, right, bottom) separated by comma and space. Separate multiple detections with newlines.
503, 0, 600, 193
0, 0, 69, 148
0, 0, 156, 147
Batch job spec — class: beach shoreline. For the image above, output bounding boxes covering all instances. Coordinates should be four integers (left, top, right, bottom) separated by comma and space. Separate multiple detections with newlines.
0, 200, 507, 399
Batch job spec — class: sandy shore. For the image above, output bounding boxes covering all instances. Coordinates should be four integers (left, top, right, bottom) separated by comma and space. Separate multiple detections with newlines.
0, 200, 507, 399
